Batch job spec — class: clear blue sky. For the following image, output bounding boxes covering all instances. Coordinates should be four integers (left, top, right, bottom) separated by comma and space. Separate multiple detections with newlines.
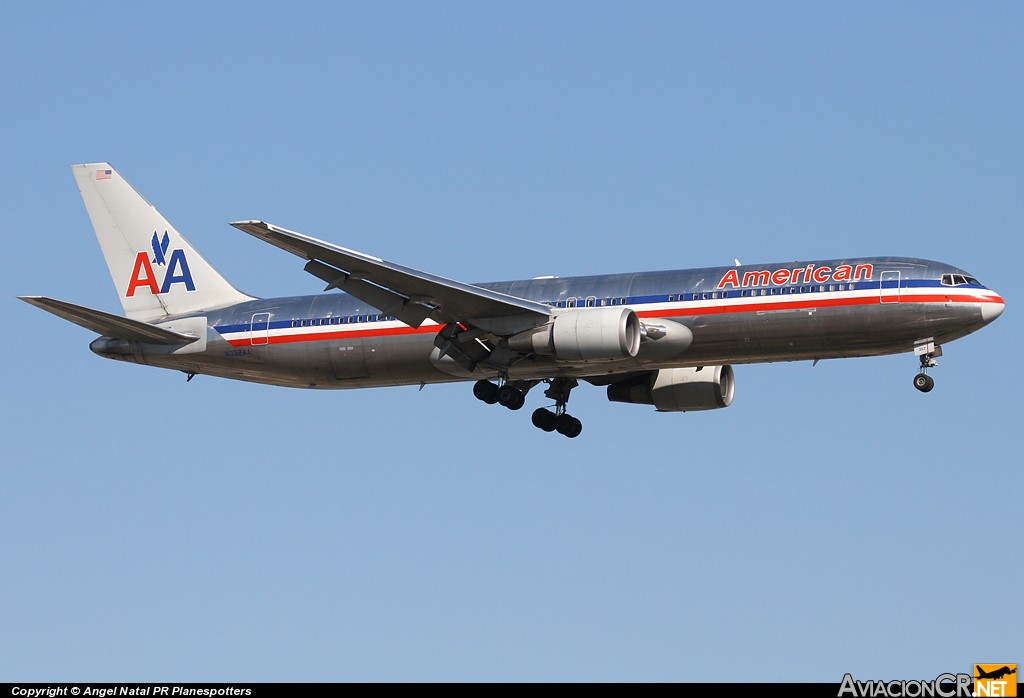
1, 2, 1019, 682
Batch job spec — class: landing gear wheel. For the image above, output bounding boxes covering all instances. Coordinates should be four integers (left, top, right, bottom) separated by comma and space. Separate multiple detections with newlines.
532, 408, 556, 432
913, 373, 935, 393
497, 385, 525, 410
554, 413, 583, 438
473, 379, 498, 404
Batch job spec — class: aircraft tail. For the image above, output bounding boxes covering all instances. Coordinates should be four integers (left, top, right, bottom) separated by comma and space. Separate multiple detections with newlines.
72, 163, 254, 322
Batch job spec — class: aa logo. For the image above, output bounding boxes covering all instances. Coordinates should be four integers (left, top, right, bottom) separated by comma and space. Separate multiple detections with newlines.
975, 664, 1017, 697
125, 230, 196, 297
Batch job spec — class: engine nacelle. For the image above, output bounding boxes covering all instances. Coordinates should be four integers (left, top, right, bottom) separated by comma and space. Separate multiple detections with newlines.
607, 365, 735, 412
509, 307, 641, 361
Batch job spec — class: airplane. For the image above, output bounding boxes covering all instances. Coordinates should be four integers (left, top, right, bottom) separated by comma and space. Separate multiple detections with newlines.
20, 163, 1005, 438
976, 666, 1017, 681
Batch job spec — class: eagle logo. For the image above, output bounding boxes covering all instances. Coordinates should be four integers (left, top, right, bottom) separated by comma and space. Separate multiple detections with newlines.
151, 231, 171, 266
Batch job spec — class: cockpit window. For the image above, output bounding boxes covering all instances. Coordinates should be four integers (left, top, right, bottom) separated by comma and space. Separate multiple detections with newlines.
941, 274, 984, 287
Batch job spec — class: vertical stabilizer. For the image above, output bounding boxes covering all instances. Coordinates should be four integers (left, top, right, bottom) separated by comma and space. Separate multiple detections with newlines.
72, 163, 254, 321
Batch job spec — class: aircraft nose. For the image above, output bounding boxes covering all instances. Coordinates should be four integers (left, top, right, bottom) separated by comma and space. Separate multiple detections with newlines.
982, 295, 1005, 323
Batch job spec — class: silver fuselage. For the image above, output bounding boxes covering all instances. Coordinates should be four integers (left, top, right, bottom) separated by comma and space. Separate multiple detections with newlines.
90, 256, 1004, 389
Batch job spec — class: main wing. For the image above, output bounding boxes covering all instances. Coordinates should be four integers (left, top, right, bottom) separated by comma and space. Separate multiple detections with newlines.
230, 221, 551, 334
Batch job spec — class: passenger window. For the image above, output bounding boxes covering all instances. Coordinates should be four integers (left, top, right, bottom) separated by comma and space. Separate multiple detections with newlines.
567, 298, 577, 308
668, 295, 675, 302
586, 297, 596, 307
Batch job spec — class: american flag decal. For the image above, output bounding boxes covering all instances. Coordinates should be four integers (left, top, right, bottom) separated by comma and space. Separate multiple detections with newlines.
96, 169, 112, 180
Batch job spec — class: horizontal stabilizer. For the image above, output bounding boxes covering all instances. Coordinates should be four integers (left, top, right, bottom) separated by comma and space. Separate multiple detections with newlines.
18, 296, 199, 345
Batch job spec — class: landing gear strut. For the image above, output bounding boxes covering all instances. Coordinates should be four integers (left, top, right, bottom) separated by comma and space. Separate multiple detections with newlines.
532, 378, 583, 438
913, 340, 941, 393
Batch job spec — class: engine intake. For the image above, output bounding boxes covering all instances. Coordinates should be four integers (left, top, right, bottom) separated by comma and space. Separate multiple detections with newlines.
607, 365, 735, 411
509, 307, 641, 361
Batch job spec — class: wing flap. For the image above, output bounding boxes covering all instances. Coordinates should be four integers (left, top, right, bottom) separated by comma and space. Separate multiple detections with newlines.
19, 296, 199, 345
303, 260, 436, 328
230, 221, 551, 331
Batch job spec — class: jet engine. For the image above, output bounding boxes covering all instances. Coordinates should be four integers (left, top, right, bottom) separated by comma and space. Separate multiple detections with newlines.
509, 307, 641, 361
607, 365, 735, 411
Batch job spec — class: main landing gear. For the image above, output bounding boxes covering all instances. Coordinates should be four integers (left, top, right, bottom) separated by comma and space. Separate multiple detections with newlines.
472, 377, 583, 438
531, 378, 583, 439
531, 409, 582, 439
473, 379, 526, 410
913, 340, 942, 393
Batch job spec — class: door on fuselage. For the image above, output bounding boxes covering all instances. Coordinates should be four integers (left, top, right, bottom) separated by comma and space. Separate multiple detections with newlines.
880, 271, 901, 303
250, 312, 271, 345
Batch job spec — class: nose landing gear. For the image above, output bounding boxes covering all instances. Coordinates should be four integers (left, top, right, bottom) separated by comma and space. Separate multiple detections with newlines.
913, 339, 941, 393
